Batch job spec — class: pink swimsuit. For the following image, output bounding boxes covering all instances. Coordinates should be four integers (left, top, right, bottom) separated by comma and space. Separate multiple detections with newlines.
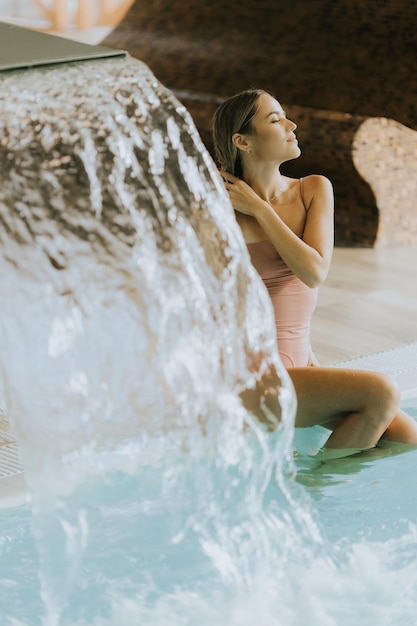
246, 181, 318, 368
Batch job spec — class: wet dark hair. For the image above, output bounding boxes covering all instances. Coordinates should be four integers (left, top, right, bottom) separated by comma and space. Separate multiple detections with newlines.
211, 89, 269, 177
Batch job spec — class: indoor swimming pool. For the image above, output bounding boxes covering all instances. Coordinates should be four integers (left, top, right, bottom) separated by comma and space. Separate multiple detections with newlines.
1, 345, 417, 625
1, 45, 417, 626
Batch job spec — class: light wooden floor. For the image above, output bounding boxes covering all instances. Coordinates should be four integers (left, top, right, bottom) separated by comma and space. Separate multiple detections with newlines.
311, 246, 417, 365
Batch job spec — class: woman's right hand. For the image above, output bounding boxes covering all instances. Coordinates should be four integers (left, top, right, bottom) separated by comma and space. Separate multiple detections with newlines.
220, 170, 264, 217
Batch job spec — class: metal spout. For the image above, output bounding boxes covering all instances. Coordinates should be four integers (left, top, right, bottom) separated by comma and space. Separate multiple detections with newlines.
0, 21, 125, 73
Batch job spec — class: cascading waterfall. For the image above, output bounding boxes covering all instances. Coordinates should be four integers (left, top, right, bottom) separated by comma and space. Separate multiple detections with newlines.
1, 53, 417, 626
0, 54, 318, 625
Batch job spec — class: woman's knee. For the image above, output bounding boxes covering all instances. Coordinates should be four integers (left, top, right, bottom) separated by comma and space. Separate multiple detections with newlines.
366, 372, 401, 419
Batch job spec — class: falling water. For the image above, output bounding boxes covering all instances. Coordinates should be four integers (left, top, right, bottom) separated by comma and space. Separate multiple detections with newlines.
0, 54, 313, 625
1, 54, 417, 626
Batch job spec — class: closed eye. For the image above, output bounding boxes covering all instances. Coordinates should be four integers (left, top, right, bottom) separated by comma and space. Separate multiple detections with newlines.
267, 109, 286, 123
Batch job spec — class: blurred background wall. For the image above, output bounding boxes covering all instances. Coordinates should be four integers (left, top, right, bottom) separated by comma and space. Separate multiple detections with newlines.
0, 0, 133, 38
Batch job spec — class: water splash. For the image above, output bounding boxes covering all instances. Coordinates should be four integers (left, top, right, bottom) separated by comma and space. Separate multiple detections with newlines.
0, 55, 320, 625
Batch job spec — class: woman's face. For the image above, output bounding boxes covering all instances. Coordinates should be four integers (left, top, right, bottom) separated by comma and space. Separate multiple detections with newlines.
246, 93, 300, 163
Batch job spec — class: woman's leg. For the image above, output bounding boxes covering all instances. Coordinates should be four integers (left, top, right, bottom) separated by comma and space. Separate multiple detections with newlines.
381, 408, 417, 443
288, 367, 417, 449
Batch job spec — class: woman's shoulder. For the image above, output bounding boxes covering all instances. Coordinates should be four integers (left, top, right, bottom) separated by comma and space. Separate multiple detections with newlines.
300, 174, 333, 191
285, 174, 332, 198
299, 174, 333, 209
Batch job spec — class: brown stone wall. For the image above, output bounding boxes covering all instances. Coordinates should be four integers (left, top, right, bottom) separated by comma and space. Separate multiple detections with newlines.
103, 0, 417, 247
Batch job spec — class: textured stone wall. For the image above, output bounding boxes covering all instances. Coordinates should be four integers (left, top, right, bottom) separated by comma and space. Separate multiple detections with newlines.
103, 0, 417, 247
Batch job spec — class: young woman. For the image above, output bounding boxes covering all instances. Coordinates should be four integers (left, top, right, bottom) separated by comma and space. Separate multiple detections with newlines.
212, 89, 417, 450
212, 88, 333, 368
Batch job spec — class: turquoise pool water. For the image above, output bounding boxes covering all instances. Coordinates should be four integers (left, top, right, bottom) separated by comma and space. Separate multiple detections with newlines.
296, 400, 417, 545
1, 397, 417, 626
